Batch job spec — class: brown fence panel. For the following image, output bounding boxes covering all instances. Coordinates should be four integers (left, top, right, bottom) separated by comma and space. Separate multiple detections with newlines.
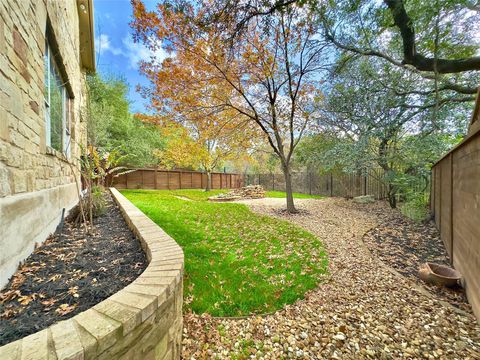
180, 172, 191, 189
431, 127, 480, 320
113, 169, 244, 191
440, 158, 452, 257
126, 171, 142, 189
211, 173, 221, 189
192, 173, 202, 188
156, 171, 169, 189
142, 170, 155, 189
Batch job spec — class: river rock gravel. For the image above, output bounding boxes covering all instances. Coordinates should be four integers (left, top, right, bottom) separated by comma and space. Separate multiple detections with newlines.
182, 197, 480, 359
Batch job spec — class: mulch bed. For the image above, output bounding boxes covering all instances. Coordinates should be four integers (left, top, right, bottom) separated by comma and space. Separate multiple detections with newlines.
0, 192, 147, 346
362, 215, 470, 312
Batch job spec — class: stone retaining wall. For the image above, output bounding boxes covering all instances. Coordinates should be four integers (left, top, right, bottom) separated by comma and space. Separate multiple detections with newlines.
0, 188, 184, 359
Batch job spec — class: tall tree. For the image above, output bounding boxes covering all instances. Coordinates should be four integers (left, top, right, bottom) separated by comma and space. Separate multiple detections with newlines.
203, 0, 480, 76
85, 74, 164, 167
317, 58, 470, 207
131, 1, 327, 212
144, 116, 253, 191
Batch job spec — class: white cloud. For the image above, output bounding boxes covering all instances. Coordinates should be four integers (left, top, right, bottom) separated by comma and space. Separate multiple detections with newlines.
95, 33, 122, 56
95, 33, 173, 70
122, 36, 171, 69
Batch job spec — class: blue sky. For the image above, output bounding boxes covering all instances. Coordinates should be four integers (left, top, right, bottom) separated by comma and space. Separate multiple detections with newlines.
93, 0, 167, 113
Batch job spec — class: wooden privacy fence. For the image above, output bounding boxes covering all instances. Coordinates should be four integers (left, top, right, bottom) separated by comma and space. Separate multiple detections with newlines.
113, 169, 245, 190
431, 93, 480, 320
246, 170, 389, 199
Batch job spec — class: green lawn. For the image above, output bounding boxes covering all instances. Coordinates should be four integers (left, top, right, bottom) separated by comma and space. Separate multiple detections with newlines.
265, 191, 324, 199
121, 189, 328, 316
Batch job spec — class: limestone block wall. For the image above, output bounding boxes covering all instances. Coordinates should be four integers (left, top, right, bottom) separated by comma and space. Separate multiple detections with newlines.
0, 188, 184, 359
0, 0, 88, 286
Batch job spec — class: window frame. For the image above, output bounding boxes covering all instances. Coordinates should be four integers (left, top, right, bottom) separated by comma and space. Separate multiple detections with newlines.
44, 39, 72, 158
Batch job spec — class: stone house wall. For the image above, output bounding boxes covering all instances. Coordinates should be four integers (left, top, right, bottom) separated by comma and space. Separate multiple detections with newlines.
0, 0, 94, 287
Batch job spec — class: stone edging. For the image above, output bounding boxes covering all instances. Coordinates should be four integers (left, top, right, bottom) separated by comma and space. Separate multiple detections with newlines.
0, 188, 184, 360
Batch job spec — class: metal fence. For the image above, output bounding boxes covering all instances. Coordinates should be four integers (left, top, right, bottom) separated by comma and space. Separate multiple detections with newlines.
245, 170, 388, 199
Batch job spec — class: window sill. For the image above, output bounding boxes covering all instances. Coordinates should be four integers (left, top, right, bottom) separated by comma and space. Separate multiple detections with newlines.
46, 146, 70, 163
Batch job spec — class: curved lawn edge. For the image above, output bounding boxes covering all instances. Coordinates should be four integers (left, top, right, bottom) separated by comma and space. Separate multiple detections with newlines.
0, 188, 184, 360
121, 189, 329, 317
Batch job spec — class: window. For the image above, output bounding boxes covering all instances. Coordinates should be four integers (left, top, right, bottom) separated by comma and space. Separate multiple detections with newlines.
44, 40, 71, 156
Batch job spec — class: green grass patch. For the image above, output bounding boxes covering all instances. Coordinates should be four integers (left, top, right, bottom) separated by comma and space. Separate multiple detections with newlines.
121, 189, 328, 316
265, 191, 324, 199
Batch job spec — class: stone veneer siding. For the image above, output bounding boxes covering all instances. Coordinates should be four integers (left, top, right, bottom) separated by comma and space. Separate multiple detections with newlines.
0, 188, 184, 359
0, 0, 88, 286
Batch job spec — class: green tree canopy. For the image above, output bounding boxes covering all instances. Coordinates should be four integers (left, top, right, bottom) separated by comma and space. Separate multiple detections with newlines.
85, 74, 164, 167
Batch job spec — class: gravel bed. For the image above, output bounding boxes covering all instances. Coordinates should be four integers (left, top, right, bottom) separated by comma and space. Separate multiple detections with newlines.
182, 197, 480, 359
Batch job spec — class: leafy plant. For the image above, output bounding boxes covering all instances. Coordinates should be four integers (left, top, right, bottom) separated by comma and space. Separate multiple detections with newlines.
81, 146, 133, 187
91, 185, 107, 217
401, 193, 430, 223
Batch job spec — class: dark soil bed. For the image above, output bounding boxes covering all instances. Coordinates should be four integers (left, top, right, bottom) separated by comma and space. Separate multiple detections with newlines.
363, 215, 470, 312
0, 192, 148, 346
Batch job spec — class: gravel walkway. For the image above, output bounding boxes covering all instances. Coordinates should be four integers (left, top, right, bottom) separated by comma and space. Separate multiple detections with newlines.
182, 198, 480, 359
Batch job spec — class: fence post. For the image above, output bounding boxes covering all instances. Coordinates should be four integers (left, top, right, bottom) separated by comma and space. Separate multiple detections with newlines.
179, 171, 182, 189
309, 172, 312, 195
449, 153, 454, 266
272, 173, 275, 190
364, 174, 367, 196
330, 173, 333, 197
438, 166, 442, 229
154, 169, 157, 189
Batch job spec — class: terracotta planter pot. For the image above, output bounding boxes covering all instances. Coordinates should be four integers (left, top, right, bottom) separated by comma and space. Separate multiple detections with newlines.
418, 262, 462, 287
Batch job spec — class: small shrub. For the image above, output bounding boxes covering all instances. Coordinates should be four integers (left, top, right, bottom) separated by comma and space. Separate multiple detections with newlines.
401, 193, 429, 222
91, 186, 107, 217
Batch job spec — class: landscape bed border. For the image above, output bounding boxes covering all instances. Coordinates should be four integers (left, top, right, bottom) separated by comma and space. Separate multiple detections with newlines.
0, 188, 184, 360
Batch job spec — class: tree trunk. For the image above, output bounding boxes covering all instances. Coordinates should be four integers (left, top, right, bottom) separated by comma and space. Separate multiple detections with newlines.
387, 183, 397, 208
205, 171, 212, 192
378, 140, 397, 209
282, 164, 297, 213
